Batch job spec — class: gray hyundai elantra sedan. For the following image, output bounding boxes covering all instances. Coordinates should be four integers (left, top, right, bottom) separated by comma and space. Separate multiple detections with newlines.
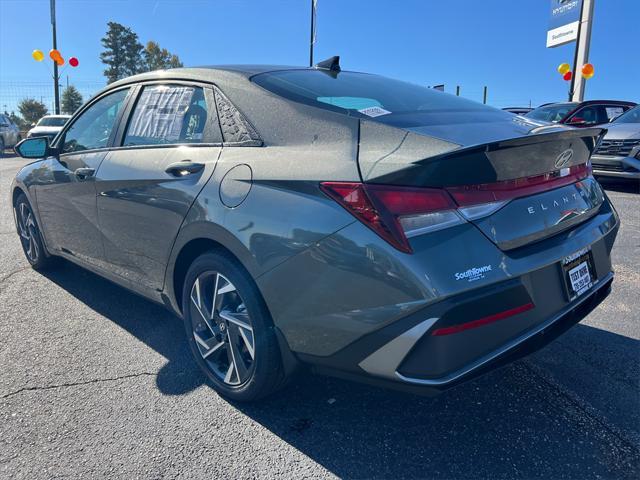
11, 59, 619, 401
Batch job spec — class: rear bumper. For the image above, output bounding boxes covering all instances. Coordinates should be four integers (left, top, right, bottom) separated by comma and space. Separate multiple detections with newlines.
309, 272, 613, 395
395, 272, 613, 388
272, 192, 619, 393
592, 154, 640, 179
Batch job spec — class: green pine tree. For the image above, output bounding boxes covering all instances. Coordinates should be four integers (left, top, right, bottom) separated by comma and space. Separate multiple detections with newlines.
143, 41, 184, 71
18, 98, 48, 126
61, 86, 84, 114
100, 22, 144, 83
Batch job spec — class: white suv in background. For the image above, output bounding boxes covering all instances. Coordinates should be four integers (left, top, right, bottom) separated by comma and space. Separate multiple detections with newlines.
27, 115, 71, 142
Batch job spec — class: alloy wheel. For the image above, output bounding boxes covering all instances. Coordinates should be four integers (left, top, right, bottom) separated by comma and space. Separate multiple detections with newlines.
16, 202, 40, 263
189, 271, 255, 386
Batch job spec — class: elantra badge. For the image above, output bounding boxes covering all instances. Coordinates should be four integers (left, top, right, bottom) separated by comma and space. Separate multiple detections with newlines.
554, 149, 574, 168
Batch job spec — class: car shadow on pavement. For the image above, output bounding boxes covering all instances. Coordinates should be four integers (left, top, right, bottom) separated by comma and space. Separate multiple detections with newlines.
40, 260, 639, 479
40, 259, 208, 396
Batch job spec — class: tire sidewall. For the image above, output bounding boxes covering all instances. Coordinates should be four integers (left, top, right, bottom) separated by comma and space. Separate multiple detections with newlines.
15, 194, 49, 269
181, 251, 282, 401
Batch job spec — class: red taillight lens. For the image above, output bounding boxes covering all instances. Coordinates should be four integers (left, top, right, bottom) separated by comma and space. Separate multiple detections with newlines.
431, 302, 535, 336
320, 182, 457, 254
321, 163, 591, 253
446, 163, 591, 206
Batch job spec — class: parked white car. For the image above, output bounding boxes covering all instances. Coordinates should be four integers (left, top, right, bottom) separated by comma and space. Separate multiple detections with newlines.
27, 115, 71, 141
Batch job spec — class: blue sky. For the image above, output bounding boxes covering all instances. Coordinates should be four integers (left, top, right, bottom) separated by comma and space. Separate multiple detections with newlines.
1, 0, 638, 113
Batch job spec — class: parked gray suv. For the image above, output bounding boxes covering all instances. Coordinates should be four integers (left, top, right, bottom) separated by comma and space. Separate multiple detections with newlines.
591, 106, 640, 181
11, 63, 619, 401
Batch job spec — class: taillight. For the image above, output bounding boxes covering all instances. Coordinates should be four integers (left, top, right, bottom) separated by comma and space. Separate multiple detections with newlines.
320, 163, 590, 254
319, 182, 460, 253
446, 163, 591, 206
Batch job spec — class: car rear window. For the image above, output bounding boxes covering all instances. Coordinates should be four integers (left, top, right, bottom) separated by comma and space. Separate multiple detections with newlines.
252, 69, 506, 128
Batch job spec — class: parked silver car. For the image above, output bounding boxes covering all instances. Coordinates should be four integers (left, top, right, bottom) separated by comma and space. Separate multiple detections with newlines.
0, 113, 21, 155
591, 106, 640, 181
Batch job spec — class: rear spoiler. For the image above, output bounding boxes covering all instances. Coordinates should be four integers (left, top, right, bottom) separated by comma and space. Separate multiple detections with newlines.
360, 123, 605, 187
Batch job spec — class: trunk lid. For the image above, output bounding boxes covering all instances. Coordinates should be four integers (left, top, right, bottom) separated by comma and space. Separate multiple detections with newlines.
358, 120, 606, 250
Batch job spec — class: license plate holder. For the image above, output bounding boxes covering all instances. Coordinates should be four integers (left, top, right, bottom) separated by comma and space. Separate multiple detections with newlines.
561, 247, 596, 301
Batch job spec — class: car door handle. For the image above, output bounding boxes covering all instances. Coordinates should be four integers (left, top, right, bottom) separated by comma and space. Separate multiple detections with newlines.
74, 167, 95, 179
165, 161, 205, 177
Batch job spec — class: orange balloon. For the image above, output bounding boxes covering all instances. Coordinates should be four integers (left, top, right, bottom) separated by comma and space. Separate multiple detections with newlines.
49, 49, 61, 61
55, 56, 65, 66
581, 63, 595, 79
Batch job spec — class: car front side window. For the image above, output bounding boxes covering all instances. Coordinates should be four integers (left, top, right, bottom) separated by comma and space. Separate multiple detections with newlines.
62, 88, 129, 154
571, 105, 607, 125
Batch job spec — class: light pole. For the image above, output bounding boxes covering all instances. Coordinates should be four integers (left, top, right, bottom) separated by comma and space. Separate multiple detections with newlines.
309, 0, 317, 67
569, 0, 594, 102
51, 0, 60, 114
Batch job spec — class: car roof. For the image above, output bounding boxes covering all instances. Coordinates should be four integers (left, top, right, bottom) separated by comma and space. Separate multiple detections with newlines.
103, 65, 373, 100
538, 100, 636, 108
107, 65, 306, 89
579, 99, 637, 106
536, 102, 578, 108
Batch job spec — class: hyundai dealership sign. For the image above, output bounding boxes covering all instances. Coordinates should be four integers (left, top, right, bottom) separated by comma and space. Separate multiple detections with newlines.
547, 0, 583, 48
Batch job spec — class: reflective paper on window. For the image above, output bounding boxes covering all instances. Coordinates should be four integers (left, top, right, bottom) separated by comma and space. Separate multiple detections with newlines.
127, 86, 196, 144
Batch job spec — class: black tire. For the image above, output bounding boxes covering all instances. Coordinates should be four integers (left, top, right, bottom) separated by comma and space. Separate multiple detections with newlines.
0, 136, 5, 157
14, 193, 57, 270
181, 251, 287, 401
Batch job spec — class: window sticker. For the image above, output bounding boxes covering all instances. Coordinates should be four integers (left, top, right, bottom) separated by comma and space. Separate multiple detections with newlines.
358, 106, 392, 117
317, 96, 382, 110
605, 107, 624, 120
127, 86, 195, 142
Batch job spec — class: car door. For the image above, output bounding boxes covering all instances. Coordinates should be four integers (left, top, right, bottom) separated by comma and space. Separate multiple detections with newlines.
95, 82, 222, 291
35, 87, 132, 267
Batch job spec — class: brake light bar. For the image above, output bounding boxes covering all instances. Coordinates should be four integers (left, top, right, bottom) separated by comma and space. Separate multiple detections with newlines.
320, 163, 590, 254
431, 302, 535, 336
446, 163, 591, 206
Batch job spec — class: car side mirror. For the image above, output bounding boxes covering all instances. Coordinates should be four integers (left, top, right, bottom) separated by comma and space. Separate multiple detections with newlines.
14, 137, 56, 159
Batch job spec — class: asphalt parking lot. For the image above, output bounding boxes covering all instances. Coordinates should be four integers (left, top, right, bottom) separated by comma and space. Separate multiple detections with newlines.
1, 154, 638, 479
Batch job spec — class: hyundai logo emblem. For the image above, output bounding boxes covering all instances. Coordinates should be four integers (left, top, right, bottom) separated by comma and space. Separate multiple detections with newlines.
555, 149, 574, 168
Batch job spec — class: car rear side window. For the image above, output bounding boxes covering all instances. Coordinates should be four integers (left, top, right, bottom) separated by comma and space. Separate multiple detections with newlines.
124, 85, 218, 146
604, 105, 626, 121
62, 88, 129, 153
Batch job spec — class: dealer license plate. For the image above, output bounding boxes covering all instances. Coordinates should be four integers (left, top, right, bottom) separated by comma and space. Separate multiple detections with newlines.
562, 247, 595, 301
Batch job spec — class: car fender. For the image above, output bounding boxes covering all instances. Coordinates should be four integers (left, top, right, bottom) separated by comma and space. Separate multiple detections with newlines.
162, 218, 262, 315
